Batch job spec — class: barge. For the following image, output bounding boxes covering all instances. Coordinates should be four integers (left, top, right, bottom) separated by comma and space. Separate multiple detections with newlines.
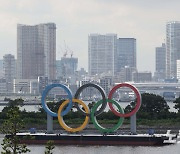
6, 132, 178, 146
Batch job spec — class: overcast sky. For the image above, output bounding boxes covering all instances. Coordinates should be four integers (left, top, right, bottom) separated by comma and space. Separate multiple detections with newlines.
0, 0, 180, 74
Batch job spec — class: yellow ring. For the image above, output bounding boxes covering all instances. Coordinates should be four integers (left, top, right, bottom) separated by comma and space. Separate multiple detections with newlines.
58, 98, 90, 132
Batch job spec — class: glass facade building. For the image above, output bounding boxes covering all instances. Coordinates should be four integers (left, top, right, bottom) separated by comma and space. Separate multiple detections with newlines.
155, 43, 166, 80
166, 21, 180, 78
116, 38, 136, 73
17, 23, 56, 80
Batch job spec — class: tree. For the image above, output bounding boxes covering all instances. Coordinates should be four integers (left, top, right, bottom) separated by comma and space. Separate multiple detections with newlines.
39, 99, 66, 114
88, 101, 95, 111
1, 101, 30, 154
45, 140, 55, 154
125, 93, 170, 119
173, 97, 180, 113
1, 98, 24, 114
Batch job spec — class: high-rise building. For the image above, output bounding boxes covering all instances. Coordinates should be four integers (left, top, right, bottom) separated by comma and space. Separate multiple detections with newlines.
17, 23, 56, 80
116, 38, 136, 73
3, 54, 16, 81
166, 21, 180, 79
0, 59, 4, 78
155, 43, 166, 81
3, 54, 16, 92
177, 60, 180, 81
88, 34, 117, 76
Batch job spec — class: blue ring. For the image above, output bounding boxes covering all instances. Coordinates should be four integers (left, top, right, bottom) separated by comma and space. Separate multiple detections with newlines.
41, 84, 73, 117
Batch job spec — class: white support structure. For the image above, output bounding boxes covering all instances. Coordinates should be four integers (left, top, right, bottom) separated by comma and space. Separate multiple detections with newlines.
47, 114, 53, 134
130, 114, 137, 134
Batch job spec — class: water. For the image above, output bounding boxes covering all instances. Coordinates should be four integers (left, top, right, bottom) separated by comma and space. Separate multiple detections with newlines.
0, 101, 177, 113
0, 105, 40, 112
0, 137, 179, 154
28, 144, 180, 154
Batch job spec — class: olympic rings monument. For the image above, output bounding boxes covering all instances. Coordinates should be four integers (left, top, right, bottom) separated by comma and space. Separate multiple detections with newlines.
13, 82, 177, 146
41, 82, 141, 134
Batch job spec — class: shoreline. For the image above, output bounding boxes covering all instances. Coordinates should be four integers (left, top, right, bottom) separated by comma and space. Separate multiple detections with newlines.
20, 124, 180, 134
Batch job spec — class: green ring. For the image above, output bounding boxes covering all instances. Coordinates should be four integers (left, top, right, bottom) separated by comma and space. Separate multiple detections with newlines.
91, 99, 124, 133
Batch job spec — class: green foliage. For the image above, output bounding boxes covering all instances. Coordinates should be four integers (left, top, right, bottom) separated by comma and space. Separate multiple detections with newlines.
0, 95, 179, 133
0, 99, 30, 154
88, 101, 96, 111
137, 118, 180, 126
1, 137, 30, 154
125, 93, 170, 119
38, 100, 67, 116
1, 98, 24, 118
173, 97, 180, 113
45, 140, 55, 154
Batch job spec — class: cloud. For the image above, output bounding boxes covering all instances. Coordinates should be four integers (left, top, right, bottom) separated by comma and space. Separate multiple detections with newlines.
0, 0, 180, 73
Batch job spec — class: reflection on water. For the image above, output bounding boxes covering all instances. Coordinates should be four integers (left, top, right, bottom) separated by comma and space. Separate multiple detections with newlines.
28, 144, 180, 154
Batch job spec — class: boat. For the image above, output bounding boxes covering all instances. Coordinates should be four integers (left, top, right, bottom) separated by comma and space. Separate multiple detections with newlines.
5, 132, 178, 146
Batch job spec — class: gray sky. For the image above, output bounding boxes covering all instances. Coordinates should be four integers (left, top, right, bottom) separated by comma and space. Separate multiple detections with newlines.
0, 0, 180, 74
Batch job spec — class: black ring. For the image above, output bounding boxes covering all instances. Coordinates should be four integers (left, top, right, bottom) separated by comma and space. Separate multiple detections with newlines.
74, 83, 107, 116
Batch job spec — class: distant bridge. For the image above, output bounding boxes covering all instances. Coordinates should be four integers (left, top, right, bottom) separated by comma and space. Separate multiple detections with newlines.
114, 82, 180, 101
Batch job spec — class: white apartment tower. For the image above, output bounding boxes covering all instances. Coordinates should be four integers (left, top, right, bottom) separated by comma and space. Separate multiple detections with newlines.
3, 54, 16, 92
88, 34, 117, 76
166, 21, 180, 79
17, 23, 56, 80
3, 54, 16, 82
177, 60, 180, 80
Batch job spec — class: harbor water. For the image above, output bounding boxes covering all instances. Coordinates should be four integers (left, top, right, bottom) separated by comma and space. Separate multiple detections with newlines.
26, 144, 180, 154
0, 101, 178, 112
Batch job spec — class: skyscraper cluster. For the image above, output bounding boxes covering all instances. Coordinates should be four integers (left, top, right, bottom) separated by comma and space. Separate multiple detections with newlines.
88, 34, 136, 77
166, 21, 180, 79
1, 21, 180, 94
155, 21, 180, 81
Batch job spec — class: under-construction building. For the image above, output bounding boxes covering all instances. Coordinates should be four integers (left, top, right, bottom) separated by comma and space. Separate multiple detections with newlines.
57, 57, 78, 79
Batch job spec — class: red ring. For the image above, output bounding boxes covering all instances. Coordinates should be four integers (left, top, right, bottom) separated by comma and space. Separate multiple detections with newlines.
108, 83, 141, 118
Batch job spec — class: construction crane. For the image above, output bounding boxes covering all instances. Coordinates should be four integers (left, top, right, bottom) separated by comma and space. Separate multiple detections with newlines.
70, 50, 73, 58
63, 50, 68, 57
62, 40, 74, 58
67, 46, 73, 58
63, 40, 68, 57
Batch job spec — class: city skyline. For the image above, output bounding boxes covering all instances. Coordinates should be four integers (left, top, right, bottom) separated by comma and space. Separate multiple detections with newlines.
1, 0, 180, 74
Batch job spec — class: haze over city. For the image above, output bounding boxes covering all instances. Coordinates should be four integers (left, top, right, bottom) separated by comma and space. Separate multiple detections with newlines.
0, 1, 180, 152
0, 0, 180, 73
